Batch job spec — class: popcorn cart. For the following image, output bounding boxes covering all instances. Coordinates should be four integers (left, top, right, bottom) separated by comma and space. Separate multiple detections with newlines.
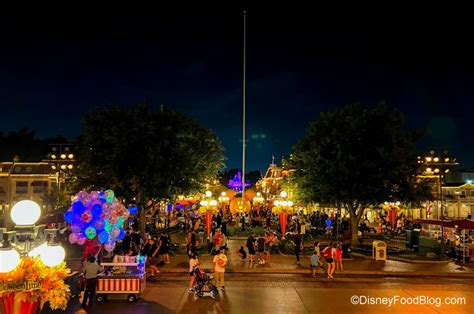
96, 255, 146, 303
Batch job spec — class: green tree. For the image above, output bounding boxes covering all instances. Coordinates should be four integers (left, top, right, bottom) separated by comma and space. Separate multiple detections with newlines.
291, 102, 429, 245
74, 104, 225, 234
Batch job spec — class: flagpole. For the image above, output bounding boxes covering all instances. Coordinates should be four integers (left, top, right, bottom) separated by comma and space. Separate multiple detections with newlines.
242, 10, 247, 202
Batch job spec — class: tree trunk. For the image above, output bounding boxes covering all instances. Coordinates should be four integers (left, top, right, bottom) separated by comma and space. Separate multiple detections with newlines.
139, 207, 146, 237
348, 202, 365, 247
350, 214, 359, 247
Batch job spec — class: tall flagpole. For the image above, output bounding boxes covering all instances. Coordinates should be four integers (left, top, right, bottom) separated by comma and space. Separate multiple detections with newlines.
242, 10, 247, 203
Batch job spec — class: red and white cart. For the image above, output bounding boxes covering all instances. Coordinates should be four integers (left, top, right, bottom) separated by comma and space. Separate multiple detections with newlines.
96, 260, 146, 303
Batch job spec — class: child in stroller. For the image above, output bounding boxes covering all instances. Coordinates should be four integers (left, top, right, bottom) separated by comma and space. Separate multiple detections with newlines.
191, 265, 219, 299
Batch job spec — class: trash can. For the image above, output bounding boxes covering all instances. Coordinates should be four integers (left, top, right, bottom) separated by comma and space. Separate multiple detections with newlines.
372, 240, 387, 261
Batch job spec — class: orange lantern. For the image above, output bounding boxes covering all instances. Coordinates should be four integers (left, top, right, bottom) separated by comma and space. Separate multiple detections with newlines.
244, 189, 256, 201
230, 198, 251, 214
226, 189, 237, 200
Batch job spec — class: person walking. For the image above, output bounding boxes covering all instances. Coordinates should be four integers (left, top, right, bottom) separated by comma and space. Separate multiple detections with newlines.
213, 249, 228, 290
314, 242, 324, 272
293, 233, 302, 265
188, 252, 199, 293
264, 232, 272, 263
246, 234, 256, 266
310, 250, 319, 277
143, 237, 160, 279
81, 255, 103, 308
335, 242, 344, 272
322, 242, 335, 279
157, 233, 170, 264
257, 233, 266, 264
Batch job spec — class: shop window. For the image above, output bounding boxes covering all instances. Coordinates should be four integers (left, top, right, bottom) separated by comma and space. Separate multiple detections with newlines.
16, 181, 28, 194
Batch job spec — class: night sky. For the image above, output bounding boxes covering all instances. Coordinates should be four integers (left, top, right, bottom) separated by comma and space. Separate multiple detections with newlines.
0, 11, 473, 172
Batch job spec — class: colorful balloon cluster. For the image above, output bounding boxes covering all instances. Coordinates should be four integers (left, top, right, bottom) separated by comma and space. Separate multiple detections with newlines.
64, 190, 130, 253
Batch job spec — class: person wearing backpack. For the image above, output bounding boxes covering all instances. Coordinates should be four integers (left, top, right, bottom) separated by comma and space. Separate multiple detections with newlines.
212, 249, 228, 290
322, 242, 335, 279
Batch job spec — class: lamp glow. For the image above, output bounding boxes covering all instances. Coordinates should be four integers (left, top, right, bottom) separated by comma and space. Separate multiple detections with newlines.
221, 192, 226, 197
0, 248, 20, 273
274, 200, 280, 206
205, 191, 212, 198
11, 200, 41, 226
210, 200, 217, 206
28, 242, 48, 257
287, 201, 294, 207
280, 191, 288, 198
40, 244, 65, 267
200, 200, 208, 206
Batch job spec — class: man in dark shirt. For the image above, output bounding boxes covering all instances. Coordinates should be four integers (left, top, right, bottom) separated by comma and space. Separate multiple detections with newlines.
130, 229, 142, 254
143, 237, 159, 278
122, 231, 131, 253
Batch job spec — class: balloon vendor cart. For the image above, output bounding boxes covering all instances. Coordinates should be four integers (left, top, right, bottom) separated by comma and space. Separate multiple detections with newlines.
96, 255, 146, 303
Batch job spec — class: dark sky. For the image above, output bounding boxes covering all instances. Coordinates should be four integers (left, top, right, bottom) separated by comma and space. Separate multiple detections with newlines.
0, 10, 473, 172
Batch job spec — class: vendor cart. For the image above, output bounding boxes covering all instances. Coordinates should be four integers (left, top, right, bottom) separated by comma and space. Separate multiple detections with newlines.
96, 256, 146, 303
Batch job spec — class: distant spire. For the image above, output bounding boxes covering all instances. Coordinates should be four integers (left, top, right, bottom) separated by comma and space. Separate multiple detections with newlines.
272, 155, 275, 165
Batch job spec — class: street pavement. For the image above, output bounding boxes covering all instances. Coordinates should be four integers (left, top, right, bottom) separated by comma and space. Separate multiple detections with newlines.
158, 238, 474, 278
57, 238, 474, 313
52, 274, 474, 314
66, 238, 474, 278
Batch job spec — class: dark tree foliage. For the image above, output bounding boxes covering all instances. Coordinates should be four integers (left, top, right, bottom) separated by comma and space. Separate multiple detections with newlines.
291, 102, 431, 245
74, 104, 226, 234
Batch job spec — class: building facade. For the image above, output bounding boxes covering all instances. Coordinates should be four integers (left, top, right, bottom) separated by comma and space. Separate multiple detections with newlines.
0, 162, 57, 222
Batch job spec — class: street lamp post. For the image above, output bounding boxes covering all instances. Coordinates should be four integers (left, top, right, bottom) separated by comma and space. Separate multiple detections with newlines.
45, 144, 75, 210
0, 200, 65, 272
273, 191, 294, 239
418, 152, 458, 259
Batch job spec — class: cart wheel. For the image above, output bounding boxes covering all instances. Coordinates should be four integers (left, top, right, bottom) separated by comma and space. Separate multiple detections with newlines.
96, 295, 106, 303
127, 294, 137, 303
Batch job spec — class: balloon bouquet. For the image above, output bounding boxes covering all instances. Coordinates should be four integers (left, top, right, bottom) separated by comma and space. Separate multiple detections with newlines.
64, 190, 130, 257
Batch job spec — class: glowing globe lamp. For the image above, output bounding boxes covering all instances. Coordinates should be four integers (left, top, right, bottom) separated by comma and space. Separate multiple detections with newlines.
11, 200, 41, 226
40, 244, 65, 267
0, 248, 20, 273
28, 242, 47, 257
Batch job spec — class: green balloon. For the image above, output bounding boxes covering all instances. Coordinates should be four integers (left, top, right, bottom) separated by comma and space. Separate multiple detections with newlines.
104, 219, 112, 232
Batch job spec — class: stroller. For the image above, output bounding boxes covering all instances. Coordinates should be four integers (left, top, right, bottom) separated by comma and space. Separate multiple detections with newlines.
191, 266, 219, 299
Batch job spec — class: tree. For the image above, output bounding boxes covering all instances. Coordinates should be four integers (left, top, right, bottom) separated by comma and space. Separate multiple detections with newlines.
74, 104, 226, 235
291, 102, 429, 245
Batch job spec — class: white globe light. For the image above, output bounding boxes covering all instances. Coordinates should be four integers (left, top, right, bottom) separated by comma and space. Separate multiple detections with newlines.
200, 200, 208, 207
221, 192, 226, 197
274, 200, 280, 206
280, 191, 288, 198
11, 200, 41, 226
0, 248, 20, 273
210, 200, 217, 206
40, 244, 65, 267
281, 201, 288, 206
205, 191, 212, 198
288, 201, 294, 207
28, 242, 48, 257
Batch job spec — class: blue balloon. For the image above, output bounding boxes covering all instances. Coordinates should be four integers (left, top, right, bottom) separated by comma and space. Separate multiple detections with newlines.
64, 210, 74, 223
99, 192, 107, 201
325, 218, 332, 226
72, 201, 86, 215
98, 231, 109, 244
128, 206, 138, 215
116, 228, 125, 241
91, 204, 103, 217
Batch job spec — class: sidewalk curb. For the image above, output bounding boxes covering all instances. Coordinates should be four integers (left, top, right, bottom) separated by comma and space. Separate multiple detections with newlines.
158, 267, 474, 278
351, 253, 451, 265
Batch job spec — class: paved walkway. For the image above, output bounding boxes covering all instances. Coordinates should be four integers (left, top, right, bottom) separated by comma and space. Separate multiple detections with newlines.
66, 239, 474, 277
158, 239, 474, 277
